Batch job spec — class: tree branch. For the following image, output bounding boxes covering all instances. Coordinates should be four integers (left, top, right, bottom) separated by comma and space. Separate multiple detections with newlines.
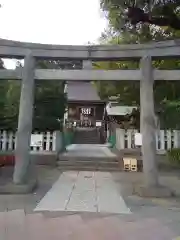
127, 6, 180, 30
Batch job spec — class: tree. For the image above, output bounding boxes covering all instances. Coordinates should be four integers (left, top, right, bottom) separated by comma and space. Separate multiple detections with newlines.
3, 80, 21, 130
127, 1, 180, 30
101, 0, 180, 31
0, 59, 13, 130
0, 59, 70, 131
33, 80, 66, 131
98, 0, 180, 129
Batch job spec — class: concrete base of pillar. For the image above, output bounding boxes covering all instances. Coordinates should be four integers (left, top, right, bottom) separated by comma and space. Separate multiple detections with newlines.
0, 179, 37, 194
134, 184, 173, 198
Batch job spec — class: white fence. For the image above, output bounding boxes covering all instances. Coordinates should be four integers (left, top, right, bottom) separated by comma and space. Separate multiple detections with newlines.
116, 129, 180, 153
0, 131, 60, 152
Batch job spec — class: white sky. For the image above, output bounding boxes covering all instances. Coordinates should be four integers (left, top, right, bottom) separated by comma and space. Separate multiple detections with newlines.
0, 0, 107, 69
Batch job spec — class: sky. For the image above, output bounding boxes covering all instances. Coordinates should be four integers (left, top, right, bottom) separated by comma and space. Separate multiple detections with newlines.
0, 0, 108, 69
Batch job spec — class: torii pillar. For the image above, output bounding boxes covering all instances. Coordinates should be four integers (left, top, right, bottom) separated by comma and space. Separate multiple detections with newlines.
135, 55, 172, 197
13, 52, 36, 185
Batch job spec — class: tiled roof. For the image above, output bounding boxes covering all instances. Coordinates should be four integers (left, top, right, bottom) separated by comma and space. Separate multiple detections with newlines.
67, 81, 101, 101
106, 103, 137, 116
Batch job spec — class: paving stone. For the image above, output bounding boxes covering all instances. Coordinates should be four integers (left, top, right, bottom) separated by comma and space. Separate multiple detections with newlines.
95, 172, 131, 214
66, 172, 97, 212
1, 163, 180, 239
6, 210, 26, 240
26, 213, 47, 240
34, 170, 130, 214
34, 171, 78, 211
71, 224, 101, 240
0, 211, 6, 240
0, 210, 178, 239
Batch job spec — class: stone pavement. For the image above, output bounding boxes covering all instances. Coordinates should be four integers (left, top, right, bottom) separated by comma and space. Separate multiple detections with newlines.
34, 171, 130, 213
64, 143, 116, 157
1, 166, 180, 239
0, 209, 179, 240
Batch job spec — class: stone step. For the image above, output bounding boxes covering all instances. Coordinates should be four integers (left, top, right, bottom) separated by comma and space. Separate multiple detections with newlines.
57, 159, 121, 171
58, 156, 119, 162
57, 165, 121, 171
74, 141, 100, 144
74, 141, 100, 143
74, 137, 100, 140
74, 139, 99, 141
74, 135, 98, 137
73, 130, 100, 144
58, 160, 119, 166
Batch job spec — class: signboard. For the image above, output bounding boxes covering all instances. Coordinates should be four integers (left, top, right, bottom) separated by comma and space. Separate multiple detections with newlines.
31, 134, 43, 147
81, 108, 91, 115
80, 107, 94, 116
96, 121, 102, 127
135, 133, 142, 146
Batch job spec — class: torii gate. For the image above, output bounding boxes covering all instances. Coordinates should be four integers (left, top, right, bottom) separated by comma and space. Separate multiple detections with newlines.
0, 38, 180, 196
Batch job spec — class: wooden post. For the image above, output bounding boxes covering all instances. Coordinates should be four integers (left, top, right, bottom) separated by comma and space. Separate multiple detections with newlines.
140, 55, 159, 187
13, 52, 35, 184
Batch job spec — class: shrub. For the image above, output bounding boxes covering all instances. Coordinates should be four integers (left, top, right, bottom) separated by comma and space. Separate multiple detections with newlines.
167, 148, 180, 165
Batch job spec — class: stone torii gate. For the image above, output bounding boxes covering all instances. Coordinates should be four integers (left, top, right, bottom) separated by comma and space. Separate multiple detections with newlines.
0, 39, 180, 195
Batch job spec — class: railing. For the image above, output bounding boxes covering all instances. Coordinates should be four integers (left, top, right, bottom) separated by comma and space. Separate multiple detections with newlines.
115, 128, 180, 154
0, 131, 60, 152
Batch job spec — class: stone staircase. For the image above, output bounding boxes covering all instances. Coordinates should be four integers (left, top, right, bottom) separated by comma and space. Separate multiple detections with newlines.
58, 156, 120, 171
73, 128, 100, 144
58, 145, 120, 171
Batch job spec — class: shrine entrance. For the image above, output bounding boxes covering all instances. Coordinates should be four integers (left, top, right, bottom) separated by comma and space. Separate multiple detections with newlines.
0, 38, 178, 197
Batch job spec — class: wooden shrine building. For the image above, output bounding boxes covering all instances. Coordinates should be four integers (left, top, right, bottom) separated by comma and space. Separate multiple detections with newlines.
65, 81, 106, 128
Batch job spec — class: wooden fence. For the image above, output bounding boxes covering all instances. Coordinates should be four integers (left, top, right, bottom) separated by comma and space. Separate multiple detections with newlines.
0, 131, 60, 152
115, 129, 180, 154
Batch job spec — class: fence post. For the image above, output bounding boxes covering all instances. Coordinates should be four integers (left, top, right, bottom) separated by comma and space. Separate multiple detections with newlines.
8, 132, 14, 150
173, 130, 180, 148
2, 131, 7, 151
117, 129, 125, 150
52, 131, 62, 153
45, 132, 51, 151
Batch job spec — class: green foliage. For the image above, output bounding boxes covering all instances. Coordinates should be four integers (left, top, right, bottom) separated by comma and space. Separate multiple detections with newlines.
97, 0, 180, 129
0, 60, 68, 131
33, 80, 66, 131
0, 80, 14, 129
167, 148, 180, 165
1, 80, 21, 130
100, 0, 180, 32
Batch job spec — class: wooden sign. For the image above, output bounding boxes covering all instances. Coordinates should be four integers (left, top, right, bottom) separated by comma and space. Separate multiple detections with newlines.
31, 134, 43, 147
135, 133, 142, 146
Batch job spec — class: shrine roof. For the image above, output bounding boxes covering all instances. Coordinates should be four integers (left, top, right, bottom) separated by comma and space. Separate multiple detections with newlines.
67, 81, 102, 102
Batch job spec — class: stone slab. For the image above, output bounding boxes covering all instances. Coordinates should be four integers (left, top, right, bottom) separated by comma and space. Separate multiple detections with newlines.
134, 184, 173, 198
6, 210, 26, 240
66, 172, 97, 212
34, 171, 78, 211
34, 171, 130, 214
95, 172, 131, 214
62, 144, 117, 159
0, 179, 37, 194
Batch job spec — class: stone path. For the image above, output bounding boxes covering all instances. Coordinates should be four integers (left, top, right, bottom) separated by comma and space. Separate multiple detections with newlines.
34, 171, 131, 214
64, 144, 116, 157
1, 166, 180, 239
0, 209, 179, 240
